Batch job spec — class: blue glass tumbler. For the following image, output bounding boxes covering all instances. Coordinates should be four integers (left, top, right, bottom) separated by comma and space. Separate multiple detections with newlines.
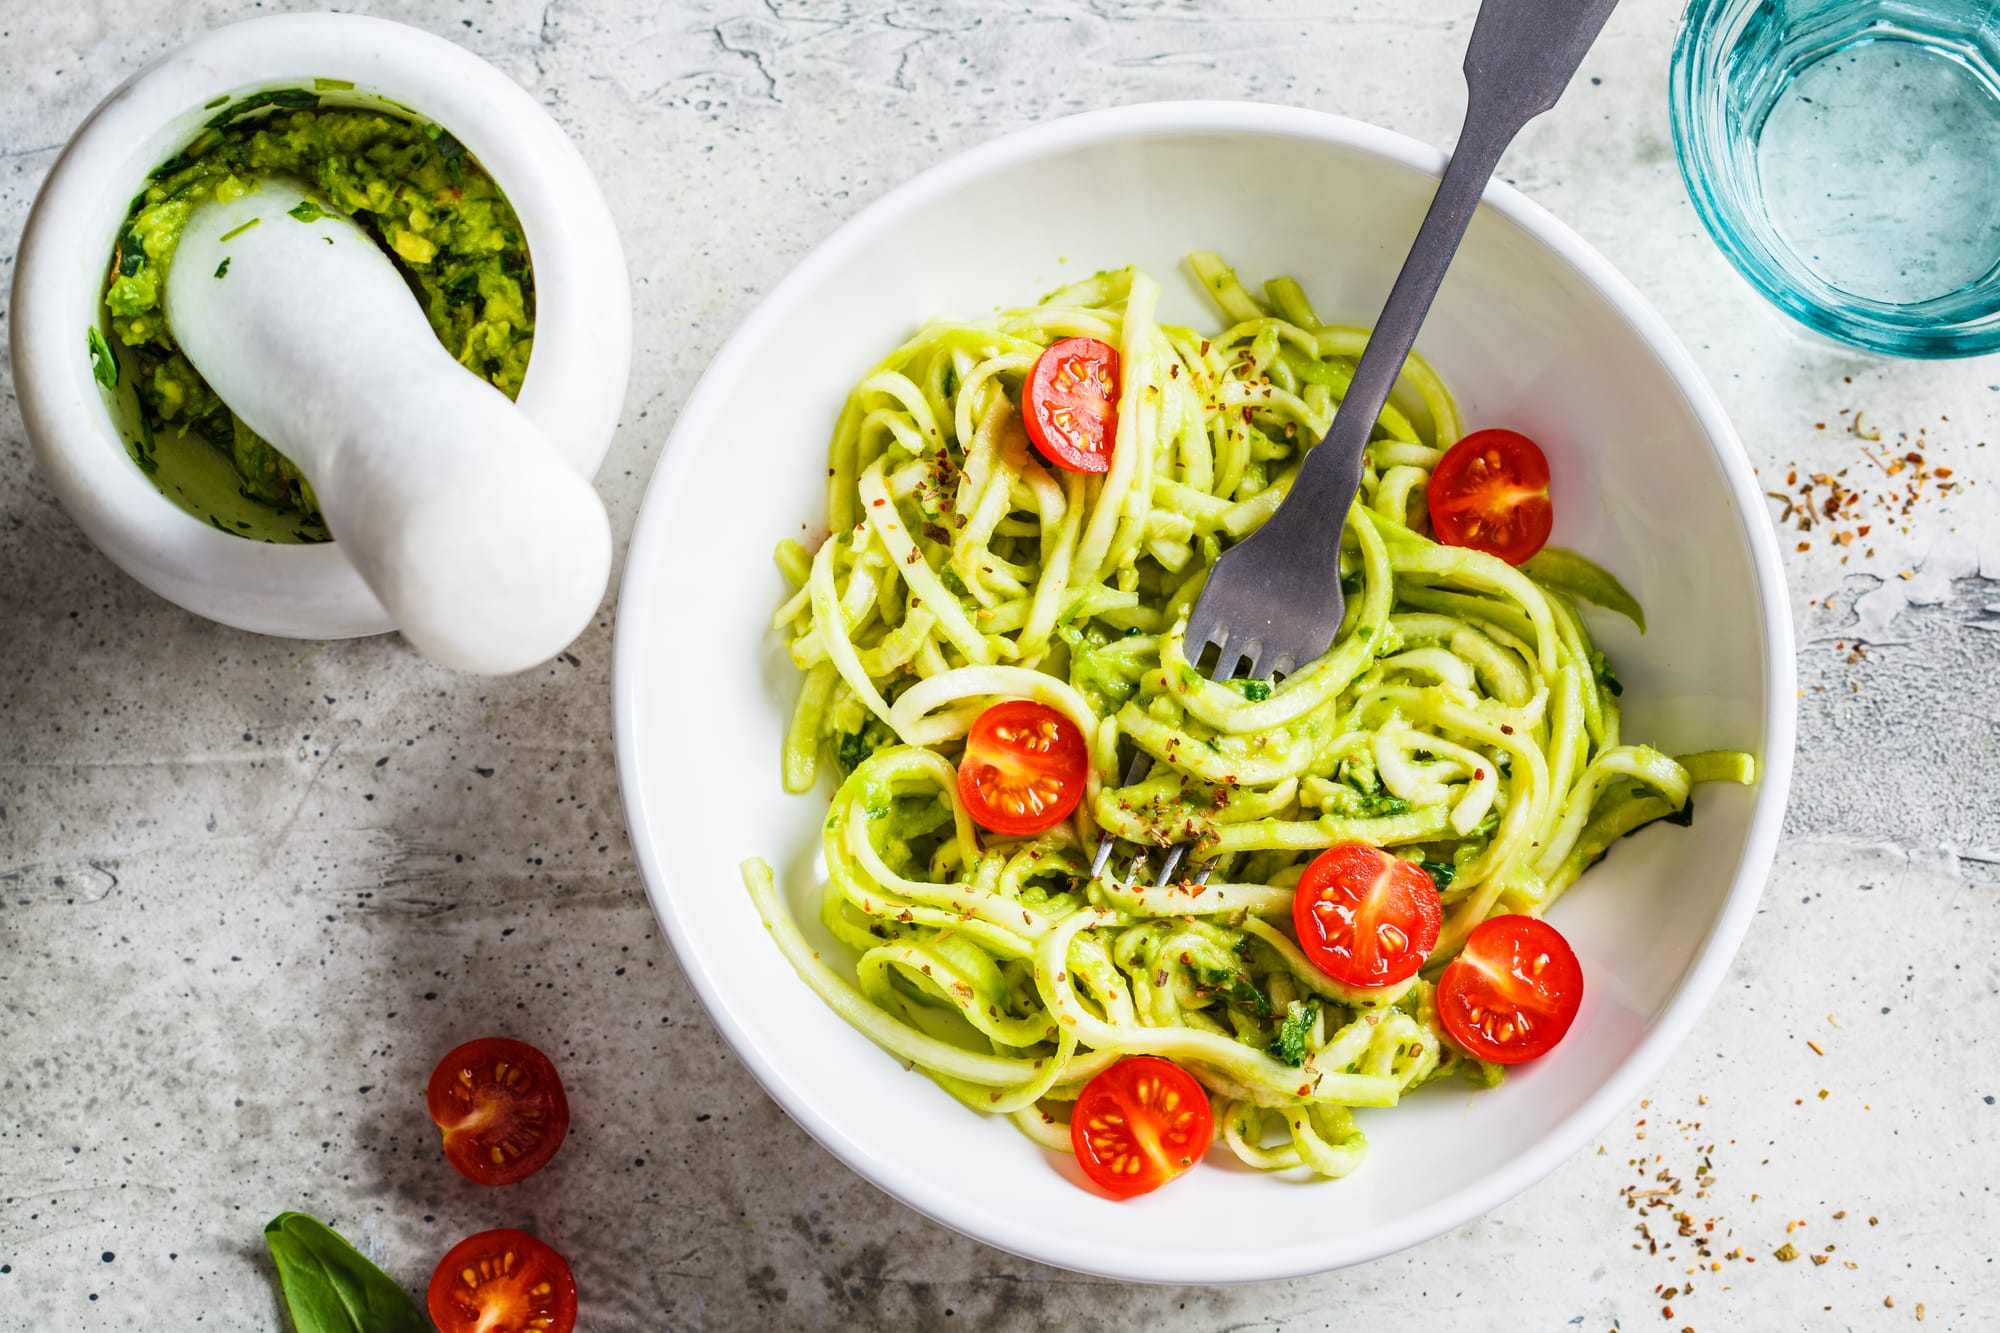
1672, 0, 2000, 356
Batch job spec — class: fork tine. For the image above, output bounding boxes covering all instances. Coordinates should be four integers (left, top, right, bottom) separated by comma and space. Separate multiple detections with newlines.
1157, 842, 1187, 887
1183, 610, 1225, 665
1090, 751, 1157, 879
1214, 638, 1261, 683
1192, 862, 1213, 889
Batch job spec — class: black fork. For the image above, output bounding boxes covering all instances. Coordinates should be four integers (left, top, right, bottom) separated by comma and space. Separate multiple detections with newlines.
1092, 0, 1622, 888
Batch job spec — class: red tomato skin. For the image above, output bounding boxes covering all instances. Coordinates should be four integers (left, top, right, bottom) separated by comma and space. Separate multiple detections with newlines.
1427, 428, 1555, 565
427, 1229, 577, 1333
1291, 844, 1442, 989
1070, 1056, 1213, 1197
956, 699, 1089, 837
1437, 914, 1584, 1064
426, 1037, 571, 1187
1023, 337, 1119, 474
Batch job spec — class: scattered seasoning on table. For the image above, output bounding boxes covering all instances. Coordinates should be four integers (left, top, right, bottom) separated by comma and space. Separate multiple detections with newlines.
1766, 397, 1978, 666
1613, 1094, 1897, 1325
1767, 405, 1971, 562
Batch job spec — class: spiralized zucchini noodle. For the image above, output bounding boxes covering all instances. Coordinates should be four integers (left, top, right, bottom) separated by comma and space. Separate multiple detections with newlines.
742, 254, 1754, 1179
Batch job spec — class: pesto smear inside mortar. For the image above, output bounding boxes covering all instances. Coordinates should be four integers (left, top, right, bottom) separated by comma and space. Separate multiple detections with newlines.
101, 92, 534, 541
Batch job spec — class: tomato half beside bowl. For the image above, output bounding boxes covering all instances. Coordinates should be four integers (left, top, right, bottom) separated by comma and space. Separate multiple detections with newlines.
1070, 1055, 1213, 1197
1437, 914, 1584, 1064
426, 1036, 570, 1186
428, 1228, 577, 1333
956, 699, 1089, 837
1427, 427, 1554, 565
1023, 336, 1120, 474
1291, 844, 1442, 989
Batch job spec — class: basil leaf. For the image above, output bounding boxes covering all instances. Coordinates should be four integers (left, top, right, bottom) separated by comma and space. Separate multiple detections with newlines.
263, 1212, 427, 1333
205, 87, 320, 129
86, 327, 118, 390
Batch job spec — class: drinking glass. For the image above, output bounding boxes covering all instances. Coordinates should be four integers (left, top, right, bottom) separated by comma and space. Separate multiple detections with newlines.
1673, 0, 2000, 356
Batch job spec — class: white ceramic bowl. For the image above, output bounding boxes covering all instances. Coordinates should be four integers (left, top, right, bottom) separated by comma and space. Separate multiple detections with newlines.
614, 102, 1796, 1283
10, 13, 629, 639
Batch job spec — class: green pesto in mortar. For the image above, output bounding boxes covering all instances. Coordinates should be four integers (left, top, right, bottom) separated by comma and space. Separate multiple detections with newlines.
103, 94, 534, 540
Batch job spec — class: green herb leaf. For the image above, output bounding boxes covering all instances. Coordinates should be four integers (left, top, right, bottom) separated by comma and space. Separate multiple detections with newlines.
213, 257, 231, 279
433, 128, 468, 184
1197, 967, 1271, 1019
287, 199, 327, 223
835, 721, 893, 776
115, 230, 145, 277
1231, 678, 1271, 702
86, 327, 118, 390
1355, 784, 1408, 818
1522, 546, 1647, 632
1418, 859, 1456, 893
1588, 649, 1624, 698
1268, 999, 1320, 1068
263, 1212, 427, 1333
205, 87, 320, 129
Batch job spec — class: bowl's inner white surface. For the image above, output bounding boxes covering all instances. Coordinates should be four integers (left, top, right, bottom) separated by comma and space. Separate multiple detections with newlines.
623, 127, 1769, 1276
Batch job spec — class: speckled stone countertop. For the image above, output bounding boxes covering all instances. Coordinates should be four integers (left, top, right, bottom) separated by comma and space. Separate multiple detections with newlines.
3, 1, 1995, 1328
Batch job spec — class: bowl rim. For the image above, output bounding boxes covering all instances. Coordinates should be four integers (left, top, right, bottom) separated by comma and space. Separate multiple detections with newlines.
612, 98, 1798, 1283
8, 11, 630, 638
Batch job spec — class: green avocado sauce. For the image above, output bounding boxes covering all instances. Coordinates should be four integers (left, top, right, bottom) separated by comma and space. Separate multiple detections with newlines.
102, 94, 534, 541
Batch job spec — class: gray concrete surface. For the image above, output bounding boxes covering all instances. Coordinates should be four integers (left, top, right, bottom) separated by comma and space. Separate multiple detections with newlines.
3, 1, 1996, 1328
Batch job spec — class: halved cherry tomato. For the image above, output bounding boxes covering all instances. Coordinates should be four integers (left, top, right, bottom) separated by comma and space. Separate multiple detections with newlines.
428, 1228, 577, 1333
426, 1037, 570, 1186
1437, 914, 1584, 1064
1023, 336, 1119, 474
1427, 428, 1554, 565
1070, 1055, 1213, 1197
1291, 844, 1442, 989
956, 699, 1088, 837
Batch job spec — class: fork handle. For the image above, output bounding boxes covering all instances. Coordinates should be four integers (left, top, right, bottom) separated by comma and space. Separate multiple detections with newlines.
1281, 0, 1621, 536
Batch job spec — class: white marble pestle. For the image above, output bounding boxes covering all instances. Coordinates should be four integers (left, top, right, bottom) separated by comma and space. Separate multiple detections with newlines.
163, 177, 612, 674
